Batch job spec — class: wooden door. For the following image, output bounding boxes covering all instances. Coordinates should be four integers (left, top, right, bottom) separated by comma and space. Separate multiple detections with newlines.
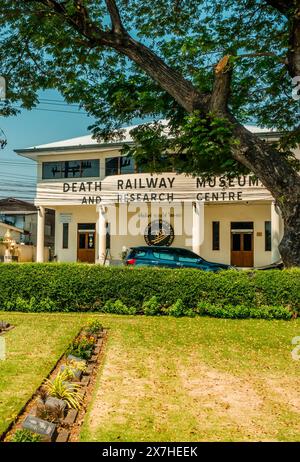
77, 230, 95, 263
231, 232, 254, 267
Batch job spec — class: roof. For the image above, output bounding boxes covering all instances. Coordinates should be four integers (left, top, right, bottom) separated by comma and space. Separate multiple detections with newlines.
0, 221, 24, 234
0, 197, 37, 213
14, 122, 279, 161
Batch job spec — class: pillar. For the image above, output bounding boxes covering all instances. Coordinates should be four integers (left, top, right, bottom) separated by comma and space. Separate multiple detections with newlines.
192, 201, 204, 256
36, 205, 45, 262
97, 205, 107, 264
271, 201, 283, 263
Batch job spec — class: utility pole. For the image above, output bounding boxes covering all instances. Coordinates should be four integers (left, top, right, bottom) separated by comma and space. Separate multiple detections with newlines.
0, 76, 7, 149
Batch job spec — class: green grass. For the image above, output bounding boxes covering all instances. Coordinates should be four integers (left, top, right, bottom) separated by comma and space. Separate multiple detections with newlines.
0, 312, 93, 436
1, 313, 300, 442
80, 316, 300, 442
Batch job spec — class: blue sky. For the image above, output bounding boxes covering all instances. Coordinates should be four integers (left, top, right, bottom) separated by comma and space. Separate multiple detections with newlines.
0, 89, 96, 201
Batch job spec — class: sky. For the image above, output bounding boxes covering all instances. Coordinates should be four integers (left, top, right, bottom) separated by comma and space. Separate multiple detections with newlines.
0, 89, 97, 202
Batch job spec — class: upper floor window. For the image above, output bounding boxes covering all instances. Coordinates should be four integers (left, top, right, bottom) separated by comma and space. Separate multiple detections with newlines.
42, 159, 99, 179
105, 156, 138, 176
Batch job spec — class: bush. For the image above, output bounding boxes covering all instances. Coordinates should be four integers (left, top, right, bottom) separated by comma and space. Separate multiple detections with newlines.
0, 264, 298, 317
11, 429, 42, 442
143, 296, 161, 316
196, 301, 292, 320
102, 299, 137, 315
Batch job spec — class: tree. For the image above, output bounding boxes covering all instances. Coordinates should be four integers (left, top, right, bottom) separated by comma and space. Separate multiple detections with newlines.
0, 0, 300, 265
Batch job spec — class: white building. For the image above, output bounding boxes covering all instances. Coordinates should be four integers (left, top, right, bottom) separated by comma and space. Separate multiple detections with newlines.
16, 125, 299, 267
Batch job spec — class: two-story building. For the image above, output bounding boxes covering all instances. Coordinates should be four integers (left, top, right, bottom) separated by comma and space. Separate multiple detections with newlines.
16, 124, 297, 267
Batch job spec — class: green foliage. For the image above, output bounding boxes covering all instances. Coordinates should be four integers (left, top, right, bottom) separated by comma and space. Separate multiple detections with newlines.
85, 318, 103, 335
102, 299, 137, 315
66, 334, 96, 360
142, 296, 161, 316
0, 264, 298, 317
45, 371, 83, 410
196, 301, 292, 320
0, 0, 299, 169
168, 299, 186, 317
11, 429, 42, 443
4, 296, 58, 312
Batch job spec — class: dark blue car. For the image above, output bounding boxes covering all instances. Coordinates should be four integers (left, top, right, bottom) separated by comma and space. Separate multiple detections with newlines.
124, 246, 234, 272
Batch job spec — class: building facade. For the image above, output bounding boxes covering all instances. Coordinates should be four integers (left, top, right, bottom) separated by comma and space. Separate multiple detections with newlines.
16, 126, 298, 268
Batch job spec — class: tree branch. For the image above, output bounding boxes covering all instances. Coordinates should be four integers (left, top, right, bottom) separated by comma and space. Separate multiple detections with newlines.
209, 55, 232, 114
105, 0, 126, 35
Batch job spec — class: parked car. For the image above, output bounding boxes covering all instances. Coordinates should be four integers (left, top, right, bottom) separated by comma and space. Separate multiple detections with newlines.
124, 246, 235, 272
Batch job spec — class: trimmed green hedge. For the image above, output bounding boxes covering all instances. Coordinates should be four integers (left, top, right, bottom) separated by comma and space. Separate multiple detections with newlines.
0, 264, 299, 318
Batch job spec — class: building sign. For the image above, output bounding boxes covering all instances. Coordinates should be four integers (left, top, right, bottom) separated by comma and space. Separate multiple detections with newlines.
144, 220, 175, 246
59, 213, 73, 223
36, 174, 272, 206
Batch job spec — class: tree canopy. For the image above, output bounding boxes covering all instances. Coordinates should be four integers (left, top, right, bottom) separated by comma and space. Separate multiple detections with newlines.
0, 1, 299, 164
0, 1, 300, 265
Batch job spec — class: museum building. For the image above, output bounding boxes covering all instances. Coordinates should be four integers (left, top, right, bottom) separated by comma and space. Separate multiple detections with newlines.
16, 125, 299, 268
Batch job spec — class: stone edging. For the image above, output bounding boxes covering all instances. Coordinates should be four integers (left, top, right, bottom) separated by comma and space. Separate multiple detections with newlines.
2, 328, 108, 443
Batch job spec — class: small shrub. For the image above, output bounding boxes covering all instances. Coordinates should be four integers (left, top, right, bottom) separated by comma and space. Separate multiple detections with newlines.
143, 296, 161, 316
66, 334, 96, 360
85, 318, 103, 335
102, 299, 136, 315
196, 301, 292, 320
12, 429, 42, 443
44, 371, 83, 409
168, 299, 185, 317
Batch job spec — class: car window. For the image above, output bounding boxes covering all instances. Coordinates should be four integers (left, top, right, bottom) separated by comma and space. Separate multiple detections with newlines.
152, 250, 175, 261
175, 249, 199, 263
134, 250, 147, 258
178, 254, 198, 263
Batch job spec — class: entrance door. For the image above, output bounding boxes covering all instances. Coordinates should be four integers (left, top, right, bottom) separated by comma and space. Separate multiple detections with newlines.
231, 232, 254, 267
77, 223, 96, 263
231, 222, 254, 267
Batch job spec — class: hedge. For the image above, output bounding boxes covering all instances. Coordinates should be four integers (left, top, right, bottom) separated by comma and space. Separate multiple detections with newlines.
0, 264, 299, 318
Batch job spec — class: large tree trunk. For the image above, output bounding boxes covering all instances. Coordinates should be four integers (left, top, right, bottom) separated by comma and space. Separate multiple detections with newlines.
279, 202, 300, 267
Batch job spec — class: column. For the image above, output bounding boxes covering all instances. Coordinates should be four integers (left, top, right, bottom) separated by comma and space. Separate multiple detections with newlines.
192, 201, 204, 255
271, 201, 283, 263
36, 205, 45, 262
97, 205, 106, 265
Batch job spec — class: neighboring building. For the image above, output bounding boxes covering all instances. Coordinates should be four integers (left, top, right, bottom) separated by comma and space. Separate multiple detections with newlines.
0, 197, 55, 248
15, 125, 298, 267
0, 221, 23, 242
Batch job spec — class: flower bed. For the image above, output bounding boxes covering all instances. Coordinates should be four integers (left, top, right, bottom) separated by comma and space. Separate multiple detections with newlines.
3, 319, 107, 443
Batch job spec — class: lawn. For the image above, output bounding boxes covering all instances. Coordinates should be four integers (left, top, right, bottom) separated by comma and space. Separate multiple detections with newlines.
0, 312, 92, 437
1, 313, 300, 442
81, 316, 300, 442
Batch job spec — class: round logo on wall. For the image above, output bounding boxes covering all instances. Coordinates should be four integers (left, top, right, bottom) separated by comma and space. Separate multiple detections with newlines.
144, 219, 174, 247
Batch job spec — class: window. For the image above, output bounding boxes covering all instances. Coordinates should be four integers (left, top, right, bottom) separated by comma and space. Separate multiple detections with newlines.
105, 156, 136, 176
265, 221, 271, 251
62, 223, 69, 249
105, 157, 119, 176
133, 250, 147, 258
78, 223, 96, 231
153, 250, 175, 261
231, 222, 253, 230
212, 221, 220, 250
42, 159, 99, 179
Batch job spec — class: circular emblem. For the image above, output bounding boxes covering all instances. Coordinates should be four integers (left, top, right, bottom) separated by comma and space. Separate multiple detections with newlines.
144, 219, 174, 247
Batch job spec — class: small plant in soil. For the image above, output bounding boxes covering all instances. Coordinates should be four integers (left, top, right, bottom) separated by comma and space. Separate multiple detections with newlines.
85, 319, 103, 335
36, 401, 63, 423
67, 358, 87, 373
66, 334, 96, 360
44, 371, 83, 410
12, 429, 42, 442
